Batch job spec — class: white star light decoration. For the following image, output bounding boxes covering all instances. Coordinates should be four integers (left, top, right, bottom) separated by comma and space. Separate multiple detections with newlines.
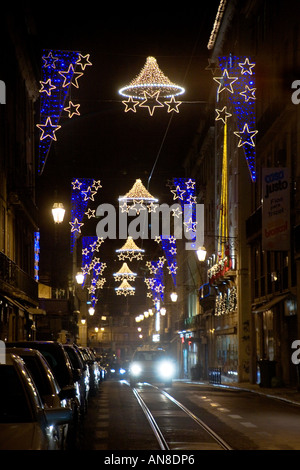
213, 56, 258, 181
119, 56, 184, 116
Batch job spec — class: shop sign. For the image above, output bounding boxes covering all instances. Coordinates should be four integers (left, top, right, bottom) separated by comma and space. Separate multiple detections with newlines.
262, 168, 290, 250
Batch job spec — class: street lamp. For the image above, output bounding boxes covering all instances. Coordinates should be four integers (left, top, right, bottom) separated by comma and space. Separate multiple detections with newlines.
196, 246, 207, 262
75, 272, 84, 285
52, 202, 65, 224
170, 292, 178, 302
88, 306, 95, 316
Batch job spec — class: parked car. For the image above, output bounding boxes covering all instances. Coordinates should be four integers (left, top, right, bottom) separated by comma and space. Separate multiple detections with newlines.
6, 341, 82, 447
76, 346, 101, 395
6, 347, 70, 449
0, 353, 72, 450
129, 347, 176, 387
63, 344, 89, 415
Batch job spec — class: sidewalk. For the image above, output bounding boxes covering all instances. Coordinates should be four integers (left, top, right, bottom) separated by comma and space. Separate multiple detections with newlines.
208, 380, 300, 407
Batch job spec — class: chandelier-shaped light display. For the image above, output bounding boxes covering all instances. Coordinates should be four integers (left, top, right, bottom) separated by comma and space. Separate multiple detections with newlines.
116, 236, 145, 261
119, 56, 185, 115
115, 279, 135, 296
119, 178, 158, 213
113, 262, 137, 282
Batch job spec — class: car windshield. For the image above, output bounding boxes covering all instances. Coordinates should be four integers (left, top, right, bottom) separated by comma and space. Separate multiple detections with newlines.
134, 351, 166, 362
0, 365, 32, 423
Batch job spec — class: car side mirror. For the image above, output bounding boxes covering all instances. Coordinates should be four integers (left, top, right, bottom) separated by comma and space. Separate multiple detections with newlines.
44, 407, 73, 425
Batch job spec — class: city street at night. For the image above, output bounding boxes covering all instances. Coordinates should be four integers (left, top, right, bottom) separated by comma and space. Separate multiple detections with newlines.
1, 0, 300, 460
80, 378, 300, 452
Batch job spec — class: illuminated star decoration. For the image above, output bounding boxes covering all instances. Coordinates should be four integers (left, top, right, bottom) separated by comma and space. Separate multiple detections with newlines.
39, 79, 56, 96
217, 55, 257, 182
165, 95, 182, 113
213, 69, 238, 94
64, 101, 80, 118
122, 96, 139, 113
76, 53, 92, 70
234, 123, 258, 147
118, 56, 185, 115
139, 91, 164, 116
37, 50, 92, 175
215, 106, 232, 124
36, 117, 61, 141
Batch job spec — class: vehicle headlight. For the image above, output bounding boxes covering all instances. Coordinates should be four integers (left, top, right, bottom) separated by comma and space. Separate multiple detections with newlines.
158, 360, 175, 379
130, 363, 142, 376
119, 368, 126, 375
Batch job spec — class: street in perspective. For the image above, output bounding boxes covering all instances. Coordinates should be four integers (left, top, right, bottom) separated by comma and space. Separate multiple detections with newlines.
1, 0, 300, 460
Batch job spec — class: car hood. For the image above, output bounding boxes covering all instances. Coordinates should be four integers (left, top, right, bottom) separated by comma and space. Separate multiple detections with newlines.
0, 423, 48, 450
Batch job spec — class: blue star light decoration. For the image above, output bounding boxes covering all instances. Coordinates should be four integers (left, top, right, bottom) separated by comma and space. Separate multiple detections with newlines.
70, 178, 101, 252
160, 236, 177, 287
214, 55, 257, 182
37, 50, 92, 175
172, 178, 197, 250
147, 261, 165, 303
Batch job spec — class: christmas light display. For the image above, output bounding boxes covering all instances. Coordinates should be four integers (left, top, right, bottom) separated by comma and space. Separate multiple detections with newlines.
118, 178, 158, 213
144, 261, 165, 303
37, 50, 91, 174
34, 232, 40, 282
215, 55, 257, 182
218, 120, 228, 259
172, 178, 197, 249
113, 262, 137, 282
115, 279, 135, 296
70, 178, 102, 252
119, 56, 185, 115
116, 236, 145, 261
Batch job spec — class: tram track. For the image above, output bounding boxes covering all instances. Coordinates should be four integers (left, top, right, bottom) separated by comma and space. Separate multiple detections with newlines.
129, 382, 233, 450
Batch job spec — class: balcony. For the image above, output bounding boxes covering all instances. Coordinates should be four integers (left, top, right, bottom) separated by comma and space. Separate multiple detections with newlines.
0, 251, 38, 304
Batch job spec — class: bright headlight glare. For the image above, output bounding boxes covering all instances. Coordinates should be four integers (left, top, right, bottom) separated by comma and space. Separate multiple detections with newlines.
158, 360, 175, 378
130, 363, 142, 376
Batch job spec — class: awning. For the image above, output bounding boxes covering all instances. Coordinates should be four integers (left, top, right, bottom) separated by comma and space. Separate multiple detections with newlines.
252, 293, 289, 313
27, 307, 46, 316
2, 295, 27, 312
1, 295, 45, 315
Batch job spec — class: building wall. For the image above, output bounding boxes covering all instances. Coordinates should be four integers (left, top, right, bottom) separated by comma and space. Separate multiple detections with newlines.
0, 11, 39, 342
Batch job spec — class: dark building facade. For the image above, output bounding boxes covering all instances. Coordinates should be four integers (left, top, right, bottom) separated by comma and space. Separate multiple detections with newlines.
0, 11, 40, 341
